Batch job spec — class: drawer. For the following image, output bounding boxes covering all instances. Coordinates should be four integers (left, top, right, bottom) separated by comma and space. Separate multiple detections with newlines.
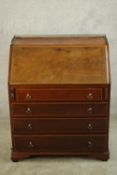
12, 103, 108, 117
13, 118, 107, 134
14, 135, 106, 152
15, 88, 103, 102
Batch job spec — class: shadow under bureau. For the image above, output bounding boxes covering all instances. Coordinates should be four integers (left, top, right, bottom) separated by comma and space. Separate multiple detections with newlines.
8, 35, 111, 161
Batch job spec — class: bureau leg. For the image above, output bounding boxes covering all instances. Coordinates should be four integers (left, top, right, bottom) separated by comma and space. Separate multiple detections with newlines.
11, 151, 109, 161
11, 152, 31, 162
90, 152, 109, 161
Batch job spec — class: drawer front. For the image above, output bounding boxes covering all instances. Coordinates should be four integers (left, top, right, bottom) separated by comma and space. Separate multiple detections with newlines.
13, 118, 107, 134
14, 135, 106, 152
12, 103, 108, 117
15, 88, 103, 102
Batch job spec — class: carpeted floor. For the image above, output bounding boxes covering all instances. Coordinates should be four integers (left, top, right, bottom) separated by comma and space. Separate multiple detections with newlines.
0, 117, 117, 175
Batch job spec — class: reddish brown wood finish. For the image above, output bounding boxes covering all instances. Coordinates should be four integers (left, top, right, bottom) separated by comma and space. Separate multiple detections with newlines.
13, 118, 107, 134
15, 88, 103, 102
12, 103, 108, 117
8, 35, 110, 161
14, 135, 106, 152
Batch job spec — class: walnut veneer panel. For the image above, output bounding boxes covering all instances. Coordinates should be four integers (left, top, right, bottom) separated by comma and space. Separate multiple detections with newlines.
9, 36, 109, 85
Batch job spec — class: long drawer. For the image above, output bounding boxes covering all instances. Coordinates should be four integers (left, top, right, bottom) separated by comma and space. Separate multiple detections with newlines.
15, 88, 103, 102
12, 103, 108, 117
13, 118, 107, 134
14, 135, 106, 152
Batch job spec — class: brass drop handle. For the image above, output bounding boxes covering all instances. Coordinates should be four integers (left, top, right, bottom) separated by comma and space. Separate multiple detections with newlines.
87, 123, 93, 130
26, 93, 32, 100
27, 123, 32, 130
87, 141, 93, 148
87, 93, 94, 100
26, 107, 32, 114
87, 107, 93, 114
28, 141, 34, 148
11, 92, 14, 100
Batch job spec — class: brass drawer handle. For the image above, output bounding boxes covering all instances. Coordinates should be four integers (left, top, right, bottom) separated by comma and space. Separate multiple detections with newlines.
27, 123, 32, 130
87, 141, 94, 148
28, 141, 34, 148
87, 123, 93, 130
87, 93, 94, 100
87, 107, 93, 114
11, 92, 14, 100
26, 107, 32, 114
26, 93, 32, 100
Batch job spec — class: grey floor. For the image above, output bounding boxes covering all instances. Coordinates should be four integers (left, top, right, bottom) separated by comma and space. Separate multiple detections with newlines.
0, 117, 117, 175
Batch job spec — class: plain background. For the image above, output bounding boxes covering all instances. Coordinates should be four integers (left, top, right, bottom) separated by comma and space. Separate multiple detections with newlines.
0, 0, 116, 119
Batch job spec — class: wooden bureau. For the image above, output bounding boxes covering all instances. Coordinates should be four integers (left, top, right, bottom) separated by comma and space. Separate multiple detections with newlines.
8, 35, 111, 161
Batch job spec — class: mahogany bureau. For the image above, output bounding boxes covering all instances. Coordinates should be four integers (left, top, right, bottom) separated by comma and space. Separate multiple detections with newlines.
8, 35, 111, 161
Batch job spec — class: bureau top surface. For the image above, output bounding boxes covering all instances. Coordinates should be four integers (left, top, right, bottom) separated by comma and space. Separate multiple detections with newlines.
9, 35, 110, 85
11, 35, 107, 46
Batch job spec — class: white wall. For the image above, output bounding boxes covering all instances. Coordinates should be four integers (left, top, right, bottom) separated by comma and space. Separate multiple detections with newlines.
0, 0, 117, 118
